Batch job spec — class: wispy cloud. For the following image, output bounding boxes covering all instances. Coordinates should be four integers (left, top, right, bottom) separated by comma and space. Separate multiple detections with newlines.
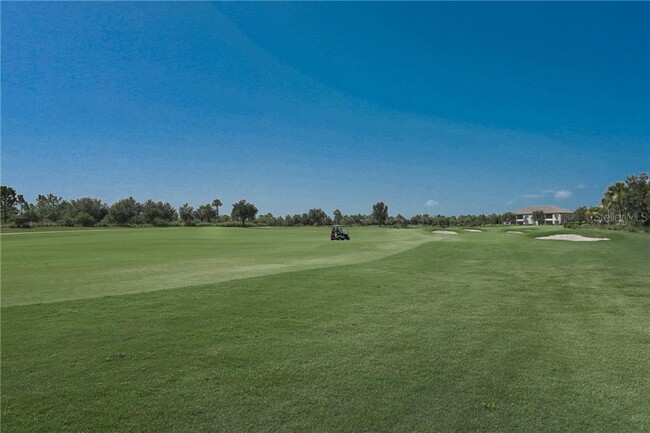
554, 190, 572, 199
523, 189, 572, 200
576, 184, 586, 190
425, 199, 439, 207
506, 200, 514, 205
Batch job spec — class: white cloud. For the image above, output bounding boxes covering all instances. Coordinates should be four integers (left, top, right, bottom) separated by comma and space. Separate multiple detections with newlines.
523, 189, 573, 200
576, 184, 586, 190
554, 190, 572, 199
425, 199, 439, 207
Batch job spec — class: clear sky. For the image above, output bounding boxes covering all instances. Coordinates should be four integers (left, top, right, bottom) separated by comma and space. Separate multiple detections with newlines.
2, 2, 649, 216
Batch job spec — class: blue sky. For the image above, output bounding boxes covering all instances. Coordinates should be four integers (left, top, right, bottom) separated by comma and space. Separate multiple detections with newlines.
2, 2, 648, 216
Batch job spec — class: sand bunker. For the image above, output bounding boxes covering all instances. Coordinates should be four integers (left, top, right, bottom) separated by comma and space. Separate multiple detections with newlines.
536, 234, 610, 242
432, 230, 458, 235
506, 231, 523, 234
464, 229, 482, 232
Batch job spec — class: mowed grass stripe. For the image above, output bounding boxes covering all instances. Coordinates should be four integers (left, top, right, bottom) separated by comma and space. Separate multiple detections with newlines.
1, 227, 434, 307
1, 227, 172, 236
2, 228, 649, 431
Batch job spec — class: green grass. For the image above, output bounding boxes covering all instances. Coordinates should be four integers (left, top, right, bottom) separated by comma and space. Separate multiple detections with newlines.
2, 227, 649, 432
0, 226, 429, 306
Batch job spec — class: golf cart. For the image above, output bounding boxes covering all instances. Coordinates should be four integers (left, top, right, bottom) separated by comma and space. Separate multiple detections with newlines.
330, 225, 350, 241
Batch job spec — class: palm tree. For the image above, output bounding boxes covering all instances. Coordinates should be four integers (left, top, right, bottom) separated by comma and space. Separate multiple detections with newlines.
179, 203, 195, 224
585, 206, 604, 224
333, 209, 342, 225
196, 204, 216, 223
601, 182, 627, 212
211, 198, 223, 217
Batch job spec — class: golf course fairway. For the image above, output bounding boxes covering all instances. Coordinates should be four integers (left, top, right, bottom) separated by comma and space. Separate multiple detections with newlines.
2, 226, 649, 432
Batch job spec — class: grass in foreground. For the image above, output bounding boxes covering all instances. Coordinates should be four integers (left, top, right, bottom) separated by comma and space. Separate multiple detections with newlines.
2, 227, 649, 432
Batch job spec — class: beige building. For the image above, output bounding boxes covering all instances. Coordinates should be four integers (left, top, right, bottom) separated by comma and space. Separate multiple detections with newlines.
513, 206, 573, 225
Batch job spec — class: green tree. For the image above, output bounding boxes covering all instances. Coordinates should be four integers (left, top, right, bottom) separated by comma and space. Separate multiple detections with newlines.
532, 210, 545, 225
179, 203, 196, 225
488, 213, 501, 225
231, 200, 258, 227
35, 193, 66, 223
74, 212, 96, 227
411, 214, 432, 226
69, 197, 108, 223
394, 214, 407, 227
601, 182, 627, 213
372, 202, 389, 226
585, 206, 604, 223
620, 173, 649, 226
1, 185, 22, 223
196, 204, 216, 223
13, 203, 38, 228
333, 209, 343, 225
573, 206, 588, 223
108, 197, 141, 226
257, 213, 281, 226
599, 173, 649, 226
502, 212, 516, 225
307, 208, 328, 226
142, 200, 177, 224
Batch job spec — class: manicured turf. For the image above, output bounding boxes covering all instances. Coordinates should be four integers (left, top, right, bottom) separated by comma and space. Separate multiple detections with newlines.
2, 227, 649, 432
0, 226, 429, 306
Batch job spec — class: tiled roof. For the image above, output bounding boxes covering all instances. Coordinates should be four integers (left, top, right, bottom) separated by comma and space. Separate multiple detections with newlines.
513, 206, 573, 215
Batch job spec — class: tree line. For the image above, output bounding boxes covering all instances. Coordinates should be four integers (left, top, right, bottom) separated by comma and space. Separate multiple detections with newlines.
1, 172, 647, 228
0, 191, 257, 228
0, 189, 516, 228
571, 172, 649, 227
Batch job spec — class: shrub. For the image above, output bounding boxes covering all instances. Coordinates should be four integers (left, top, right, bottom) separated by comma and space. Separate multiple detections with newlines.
152, 217, 169, 227
218, 221, 245, 227
13, 215, 33, 228
75, 212, 96, 227
61, 217, 77, 227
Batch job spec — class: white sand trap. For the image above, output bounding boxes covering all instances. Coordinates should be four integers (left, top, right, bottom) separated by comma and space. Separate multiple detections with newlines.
536, 234, 610, 242
506, 230, 523, 234
464, 229, 482, 232
432, 230, 458, 235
